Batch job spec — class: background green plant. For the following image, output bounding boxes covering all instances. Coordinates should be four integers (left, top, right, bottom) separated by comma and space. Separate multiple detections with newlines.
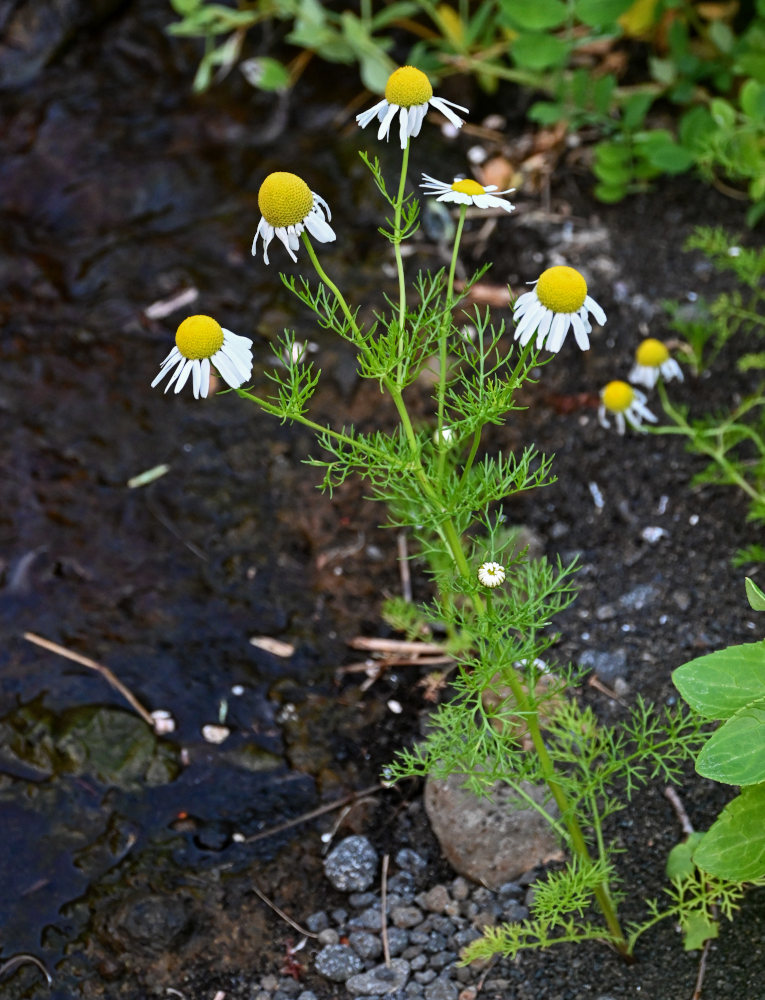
653, 227, 765, 563
673, 577, 765, 882
167, 0, 765, 221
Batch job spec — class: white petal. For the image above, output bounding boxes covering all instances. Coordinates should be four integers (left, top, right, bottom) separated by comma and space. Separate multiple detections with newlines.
160, 345, 181, 367
597, 404, 610, 429
377, 103, 398, 141
437, 191, 469, 206
538, 310, 559, 350
515, 300, 546, 340
410, 103, 427, 137
615, 412, 626, 435
570, 311, 590, 350
162, 357, 186, 392
200, 357, 211, 398
313, 191, 332, 221
305, 212, 336, 243
356, 99, 387, 128
585, 295, 607, 326
173, 358, 195, 394
512, 290, 538, 318
398, 106, 409, 149
275, 227, 298, 262
213, 349, 244, 388
545, 313, 570, 353
192, 358, 202, 398
428, 96, 466, 128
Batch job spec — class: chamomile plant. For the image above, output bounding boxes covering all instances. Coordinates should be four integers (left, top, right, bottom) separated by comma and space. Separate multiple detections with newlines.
152, 64, 712, 967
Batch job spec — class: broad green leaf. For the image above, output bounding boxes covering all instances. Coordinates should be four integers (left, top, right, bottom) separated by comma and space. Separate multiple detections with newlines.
511, 33, 570, 69
681, 911, 719, 951
666, 832, 706, 880
621, 91, 653, 129
696, 697, 765, 785
574, 0, 633, 26
637, 133, 694, 172
747, 577, 765, 610
499, 0, 568, 30
740, 80, 765, 121
710, 97, 736, 129
593, 182, 628, 202
672, 641, 765, 719
595, 141, 632, 166
240, 56, 291, 92
693, 784, 765, 880
528, 101, 565, 125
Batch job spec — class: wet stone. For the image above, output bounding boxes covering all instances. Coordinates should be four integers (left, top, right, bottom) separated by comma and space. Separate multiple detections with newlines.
619, 583, 658, 611
349, 891, 378, 908
429, 951, 456, 970
318, 928, 340, 946
387, 871, 416, 901
324, 835, 379, 892
346, 958, 411, 995
349, 906, 382, 931
314, 943, 364, 982
450, 878, 470, 901
415, 970, 437, 984
109, 892, 192, 950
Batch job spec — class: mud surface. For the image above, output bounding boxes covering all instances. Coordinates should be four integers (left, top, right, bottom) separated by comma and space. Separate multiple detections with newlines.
1, 2, 763, 998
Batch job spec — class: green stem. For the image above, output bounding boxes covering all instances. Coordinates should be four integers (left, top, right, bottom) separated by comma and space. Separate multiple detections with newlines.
394, 141, 412, 384
437, 205, 467, 482
497, 664, 631, 958
301, 233, 360, 338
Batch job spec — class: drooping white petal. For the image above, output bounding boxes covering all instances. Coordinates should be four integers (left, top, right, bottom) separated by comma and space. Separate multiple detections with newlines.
570, 311, 590, 350
275, 227, 298, 262
356, 99, 388, 129
172, 358, 194, 394
545, 313, 569, 353
398, 106, 409, 149
199, 357, 211, 398
313, 192, 332, 221
428, 96, 467, 129
409, 103, 427, 137
377, 102, 399, 141
584, 294, 607, 326
192, 358, 202, 398
305, 212, 336, 243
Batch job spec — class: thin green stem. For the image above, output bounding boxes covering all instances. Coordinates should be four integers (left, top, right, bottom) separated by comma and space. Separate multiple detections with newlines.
394, 141, 412, 384
301, 233, 361, 338
437, 205, 467, 482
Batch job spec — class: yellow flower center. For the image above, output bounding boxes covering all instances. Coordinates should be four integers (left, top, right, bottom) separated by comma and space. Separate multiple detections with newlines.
175, 315, 224, 360
451, 178, 486, 195
258, 172, 314, 228
602, 380, 635, 413
536, 266, 587, 314
635, 337, 670, 367
384, 66, 433, 108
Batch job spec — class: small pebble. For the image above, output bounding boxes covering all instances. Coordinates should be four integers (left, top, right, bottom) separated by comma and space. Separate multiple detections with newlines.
305, 911, 329, 933
424, 974, 458, 1000
422, 886, 450, 913
314, 944, 364, 982
391, 905, 424, 929
345, 958, 411, 995
395, 848, 428, 874
349, 930, 382, 961
325, 836, 379, 892
318, 928, 340, 946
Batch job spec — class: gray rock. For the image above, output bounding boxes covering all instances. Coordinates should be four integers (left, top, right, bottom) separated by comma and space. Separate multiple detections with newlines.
350, 906, 382, 931
395, 848, 428, 873
387, 871, 416, 901
386, 926, 410, 956
318, 928, 340, 946
349, 930, 383, 960
297, 993, 318, 1000
424, 775, 562, 889
345, 958, 411, 995
424, 975, 458, 1000
324, 836, 379, 892
619, 583, 658, 611
579, 647, 628, 684
391, 905, 424, 929
415, 970, 437, 984
314, 944, 364, 982
306, 910, 329, 933
421, 886, 450, 913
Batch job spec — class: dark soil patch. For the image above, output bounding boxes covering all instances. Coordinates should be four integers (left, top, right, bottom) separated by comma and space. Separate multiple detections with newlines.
1, 2, 763, 998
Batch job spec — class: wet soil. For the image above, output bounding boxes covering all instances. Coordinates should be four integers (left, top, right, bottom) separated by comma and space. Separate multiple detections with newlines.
1, 2, 764, 998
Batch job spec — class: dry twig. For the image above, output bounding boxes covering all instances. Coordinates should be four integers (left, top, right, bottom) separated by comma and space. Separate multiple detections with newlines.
23, 631, 155, 728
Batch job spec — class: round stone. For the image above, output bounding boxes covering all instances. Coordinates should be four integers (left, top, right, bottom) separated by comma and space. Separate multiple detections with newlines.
324, 835, 379, 891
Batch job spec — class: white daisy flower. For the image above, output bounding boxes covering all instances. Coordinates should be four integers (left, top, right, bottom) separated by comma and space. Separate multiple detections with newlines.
151, 315, 253, 399
598, 380, 658, 435
252, 171, 335, 265
356, 65, 468, 150
478, 561, 506, 588
513, 266, 606, 353
421, 174, 515, 213
629, 337, 684, 389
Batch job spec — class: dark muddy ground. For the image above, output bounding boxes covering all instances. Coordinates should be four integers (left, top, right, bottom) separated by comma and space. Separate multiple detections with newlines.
1, 2, 764, 998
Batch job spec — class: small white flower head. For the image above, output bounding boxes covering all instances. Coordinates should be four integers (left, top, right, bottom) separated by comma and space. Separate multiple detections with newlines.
356, 65, 468, 150
513, 266, 606, 353
252, 171, 335, 265
420, 174, 515, 213
478, 561, 506, 588
598, 380, 658, 435
151, 315, 253, 399
629, 337, 684, 389
433, 425, 455, 447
